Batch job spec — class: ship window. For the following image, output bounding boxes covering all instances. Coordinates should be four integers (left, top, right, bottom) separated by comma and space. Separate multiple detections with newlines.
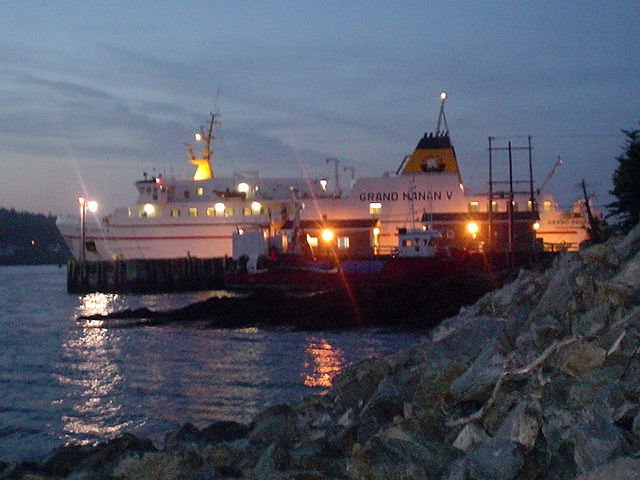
527, 200, 534, 212
206, 207, 215, 216
225, 208, 234, 217
512, 201, 519, 212
337, 237, 350, 249
170, 209, 180, 217
543, 201, 552, 212
369, 202, 382, 216
307, 236, 319, 248
152, 192, 158, 200
184, 190, 190, 199
489, 201, 498, 212
196, 187, 204, 196
468, 201, 480, 213
188, 207, 198, 217
243, 207, 252, 216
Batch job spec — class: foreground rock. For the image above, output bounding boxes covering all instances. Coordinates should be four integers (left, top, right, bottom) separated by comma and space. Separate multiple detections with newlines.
3, 224, 640, 479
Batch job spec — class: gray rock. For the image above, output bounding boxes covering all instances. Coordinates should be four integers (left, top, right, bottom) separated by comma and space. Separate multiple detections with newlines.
559, 341, 607, 378
41, 433, 158, 478
467, 437, 525, 480
253, 441, 290, 478
444, 457, 470, 480
573, 302, 612, 337
432, 315, 506, 362
349, 415, 460, 479
329, 357, 392, 411
249, 404, 299, 446
357, 377, 405, 443
601, 250, 640, 307
453, 423, 489, 452
571, 456, 640, 479
495, 401, 540, 449
612, 222, 640, 261
529, 253, 581, 320
573, 416, 623, 473
450, 338, 506, 402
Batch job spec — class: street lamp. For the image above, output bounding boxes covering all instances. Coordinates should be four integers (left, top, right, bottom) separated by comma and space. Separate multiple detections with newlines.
78, 196, 98, 264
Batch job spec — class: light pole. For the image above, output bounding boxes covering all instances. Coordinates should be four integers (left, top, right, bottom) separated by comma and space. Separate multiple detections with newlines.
78, 196, 98, 265
79, 196, 87, 265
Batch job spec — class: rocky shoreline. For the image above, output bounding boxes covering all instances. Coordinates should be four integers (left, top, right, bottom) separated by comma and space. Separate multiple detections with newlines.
3, 224, 640, 479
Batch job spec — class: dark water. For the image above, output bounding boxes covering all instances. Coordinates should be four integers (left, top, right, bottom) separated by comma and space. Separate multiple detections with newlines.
0, 265, 423, 462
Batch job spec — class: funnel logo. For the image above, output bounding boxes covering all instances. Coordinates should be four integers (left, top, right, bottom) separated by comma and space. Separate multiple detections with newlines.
421, 156, 446, 173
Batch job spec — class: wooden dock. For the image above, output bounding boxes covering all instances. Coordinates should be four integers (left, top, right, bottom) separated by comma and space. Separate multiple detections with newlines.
67, 257, 227, 294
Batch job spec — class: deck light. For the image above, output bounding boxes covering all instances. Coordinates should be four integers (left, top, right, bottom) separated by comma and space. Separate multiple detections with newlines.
214, 202, 226, 215
143, 203, 155, 216
238, 182, 250, 194
533, 222, 540, 231
195, 133, 202, 142
466, 221, 479, 238
321, 229, 334, 242
320, 179, 328, 192
87, 201, 98, 213
251, 201, 262, 214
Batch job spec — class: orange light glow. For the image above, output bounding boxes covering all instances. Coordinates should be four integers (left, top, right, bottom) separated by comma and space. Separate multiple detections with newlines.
321, 229, 334, 242
303, 337, 344, 390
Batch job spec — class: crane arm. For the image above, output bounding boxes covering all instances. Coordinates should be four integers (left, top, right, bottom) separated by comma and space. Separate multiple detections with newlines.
539, 156, 563, 193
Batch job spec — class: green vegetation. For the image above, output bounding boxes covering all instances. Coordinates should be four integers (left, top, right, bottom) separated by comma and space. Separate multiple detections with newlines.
0, 208, 71, 265
608, 125, 640, 233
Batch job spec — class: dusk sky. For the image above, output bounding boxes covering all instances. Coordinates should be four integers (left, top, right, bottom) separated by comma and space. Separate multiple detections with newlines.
1, 1, 638, 216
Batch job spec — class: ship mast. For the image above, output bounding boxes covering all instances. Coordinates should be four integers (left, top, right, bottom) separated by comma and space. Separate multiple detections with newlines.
189, 112, 219, 181
435, 91, 449, 135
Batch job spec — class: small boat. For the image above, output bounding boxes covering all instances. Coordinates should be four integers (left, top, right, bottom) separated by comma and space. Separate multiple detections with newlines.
224, 194, 470, 291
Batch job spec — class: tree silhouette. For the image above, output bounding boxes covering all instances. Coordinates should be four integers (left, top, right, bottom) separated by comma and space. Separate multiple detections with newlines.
608, 126, 640, 233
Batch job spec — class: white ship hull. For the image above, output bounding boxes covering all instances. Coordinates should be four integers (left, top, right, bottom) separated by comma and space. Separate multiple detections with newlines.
57, 214, 271, 260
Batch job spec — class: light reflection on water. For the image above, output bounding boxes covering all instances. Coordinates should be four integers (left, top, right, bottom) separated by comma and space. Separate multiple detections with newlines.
303, 337, 345, 389
57, 304, 129, 443
0, 266, 425, 462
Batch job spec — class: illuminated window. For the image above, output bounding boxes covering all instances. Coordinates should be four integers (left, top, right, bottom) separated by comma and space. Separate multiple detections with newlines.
489, 201, 498, 212
226, 208, 234, 217
527, 200, 535, 212
188, 207, 198, 217
337, 237, 350, 249
468, 201, 479, 213
196, 187, 204, 196
512, 201, 519, 212
307, 236, 319, 248
214, 202, 226, 216
369, 202, 382, 216
543, 201, 552, 212
251, 201, 262, 215
242, 207, 251, 216
206, 207, 215, 216
170, 209, 180, 217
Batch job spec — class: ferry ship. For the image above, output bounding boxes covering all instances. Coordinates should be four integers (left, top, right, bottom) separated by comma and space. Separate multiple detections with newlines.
56, 94, 592, 261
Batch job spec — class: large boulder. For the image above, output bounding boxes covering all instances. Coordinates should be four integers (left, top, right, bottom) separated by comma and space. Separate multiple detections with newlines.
450, 338, 506, 402
467, 436, 525, 480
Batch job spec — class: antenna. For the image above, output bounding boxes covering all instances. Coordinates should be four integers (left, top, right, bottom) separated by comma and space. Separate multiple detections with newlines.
435, 91, 449, 135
